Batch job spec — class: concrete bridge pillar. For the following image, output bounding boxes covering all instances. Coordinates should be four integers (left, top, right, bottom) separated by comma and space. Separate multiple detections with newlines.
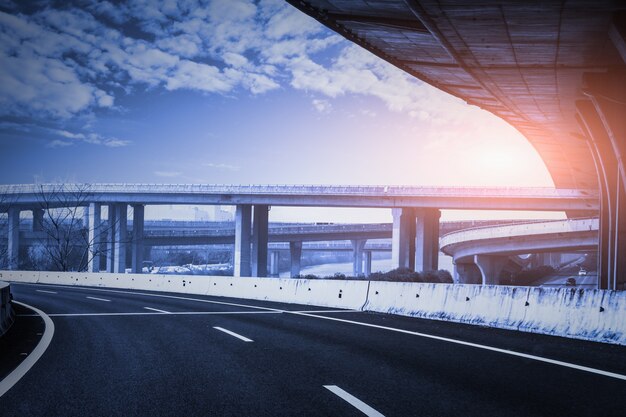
113, 204, 127, 274
289, 241, 302, 278
32, 208, 44, 232
251, 205, 269, 277
351, 239, 367, 276
269, 250, 280, 277
453, 262, 482, 284
234, 205, 252, 277
474, 255, 508, 285
106, 204, 116, 273
391, 208, 416, 270
391, 207, 440, 272
87, 203, 101, 272
578, 70, 626, 290
531, 253, 546, 268
415, 208, 440, 272
7, 208, 20, 270
131, 204, 145, 274
364, 251, 372, 277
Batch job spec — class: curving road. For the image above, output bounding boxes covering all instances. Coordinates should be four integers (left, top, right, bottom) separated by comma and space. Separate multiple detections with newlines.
1, 283, 625, 416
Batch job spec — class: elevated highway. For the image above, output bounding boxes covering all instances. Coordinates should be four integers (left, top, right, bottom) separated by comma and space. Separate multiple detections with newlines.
0, 183, 597, 211
283, 1, 626, 289
1, 183, 598, 283
442, 218, 599, 285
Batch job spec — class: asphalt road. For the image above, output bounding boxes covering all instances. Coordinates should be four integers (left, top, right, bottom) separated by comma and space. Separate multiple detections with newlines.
1, 282, 625, 417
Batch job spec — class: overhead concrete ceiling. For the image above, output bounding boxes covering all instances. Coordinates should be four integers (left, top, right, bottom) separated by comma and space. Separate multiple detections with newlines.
286, 0, 626, 191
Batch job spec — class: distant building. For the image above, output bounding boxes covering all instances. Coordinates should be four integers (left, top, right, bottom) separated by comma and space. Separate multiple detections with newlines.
194, 206, 232, 222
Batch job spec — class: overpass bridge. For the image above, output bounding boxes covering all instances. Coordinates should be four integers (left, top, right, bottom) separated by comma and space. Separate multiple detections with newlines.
4, 218, 539, 278
1, 183, 598, 281
441, 218, 599, 286
283, 1, 626, 289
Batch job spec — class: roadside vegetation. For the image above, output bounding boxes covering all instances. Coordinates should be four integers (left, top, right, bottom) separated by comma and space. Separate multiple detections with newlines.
296, 268, 453, 283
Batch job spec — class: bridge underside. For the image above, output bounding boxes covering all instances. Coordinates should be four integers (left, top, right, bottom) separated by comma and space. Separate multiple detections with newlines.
287, 1, 626, 289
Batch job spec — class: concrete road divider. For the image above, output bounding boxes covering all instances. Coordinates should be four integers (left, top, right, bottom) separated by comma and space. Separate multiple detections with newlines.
0, 281, 14, 338
362, 281, 626, 345
2, 270, 624, 345
0, 271, 369, 311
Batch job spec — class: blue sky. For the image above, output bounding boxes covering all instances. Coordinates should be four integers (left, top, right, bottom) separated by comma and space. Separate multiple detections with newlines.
0, 0, 560, 221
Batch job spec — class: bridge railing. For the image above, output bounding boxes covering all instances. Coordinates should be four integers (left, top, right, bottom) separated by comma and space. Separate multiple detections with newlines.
143, 223, 392, 238
0, 183, 598, 198
440, 217, 599, 247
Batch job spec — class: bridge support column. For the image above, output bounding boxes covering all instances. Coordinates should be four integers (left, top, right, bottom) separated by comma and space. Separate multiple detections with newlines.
289, 241, 302, 278
32, 208, 44, 232
453, 262, 482, 284
251, 205, 269, 277
131, 204, 144, 274
531, 253, 546, 269
7, 208, 20, 270
113, 204, 127, 274
234, 205, 252, 277
578, 70, 626, 289
391, 208, 415, 270
351, 239, 366, 277
106, 204, 116, 273
269, 251, 280, 277
87, 203, 101, 272
474, 255, 508, 285
415, 208, 440, 272
364, 251, 372, 277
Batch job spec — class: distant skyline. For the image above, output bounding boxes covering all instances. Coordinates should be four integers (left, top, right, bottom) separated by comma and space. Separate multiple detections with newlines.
0, 0, 560, 222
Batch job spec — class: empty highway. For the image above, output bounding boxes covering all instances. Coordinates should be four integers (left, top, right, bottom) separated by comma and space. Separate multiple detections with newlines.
0, 283, 625, 417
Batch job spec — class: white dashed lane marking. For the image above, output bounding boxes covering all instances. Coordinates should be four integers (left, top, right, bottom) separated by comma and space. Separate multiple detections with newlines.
86, 296, 111, 302
213, 327, 253, 342
324, 385, 385, 417
143, 307, 171, 314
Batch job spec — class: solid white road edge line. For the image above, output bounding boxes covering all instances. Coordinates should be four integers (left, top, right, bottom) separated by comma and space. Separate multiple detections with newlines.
86, 296, 110, 302
17, 311, 286, 317
143, 307, 171, 314
292, 311, 626, 382
15, 283, 284, 313
14, 283, 359, 315
324, 385, 385, 417
213, 326, 253, 342
0, 301, 55, 398
35, 290, 57, 294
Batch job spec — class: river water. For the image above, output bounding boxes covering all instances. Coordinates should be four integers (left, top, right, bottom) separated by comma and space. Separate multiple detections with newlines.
279, 253, 454, 278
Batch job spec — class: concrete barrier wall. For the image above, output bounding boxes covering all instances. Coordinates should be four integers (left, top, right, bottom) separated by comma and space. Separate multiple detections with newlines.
363, 282, 626, 345
2, 270, 625, 345
0, 271, 369, 310
0, 281, 14, 338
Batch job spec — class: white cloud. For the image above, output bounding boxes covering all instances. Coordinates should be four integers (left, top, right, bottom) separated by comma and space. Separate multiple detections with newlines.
154, 170, 182, 177
46, 139, 73, 148
49, 127, 129, 147
156, 34, 202, 58
0, 0, 477, 133
103, 138, 131, 147
202, 162, 240, 171
56, 130, 86, 139
312, 99, 331, 113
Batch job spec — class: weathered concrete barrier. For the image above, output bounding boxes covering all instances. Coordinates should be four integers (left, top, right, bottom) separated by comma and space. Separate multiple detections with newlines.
0, 271, 369, 310
363, 281, 626, 345
0, 281, 14, 338
2, 270, 625, 345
